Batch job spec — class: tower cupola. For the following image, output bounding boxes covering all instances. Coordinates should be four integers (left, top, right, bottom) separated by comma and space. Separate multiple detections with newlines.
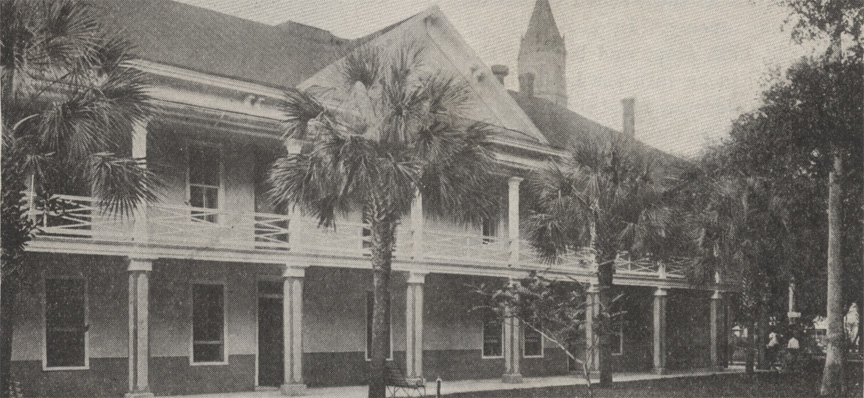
518, 0, 567, 107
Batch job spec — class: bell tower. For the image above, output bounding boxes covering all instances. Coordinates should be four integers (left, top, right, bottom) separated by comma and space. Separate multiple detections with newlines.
518, 0, 567, 107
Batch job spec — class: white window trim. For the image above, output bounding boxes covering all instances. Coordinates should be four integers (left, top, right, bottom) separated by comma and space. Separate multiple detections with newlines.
189, 281, 229, 366
612, 318, 624, 356
481, 317, 504, 359
185, 140, 225, 223
522, 322, 545, 358
254, 276, 283, 387
42, 276, 90, 371
364, 291, 393, 361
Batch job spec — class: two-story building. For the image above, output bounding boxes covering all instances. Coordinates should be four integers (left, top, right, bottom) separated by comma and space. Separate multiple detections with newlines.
8, 1, 733, 397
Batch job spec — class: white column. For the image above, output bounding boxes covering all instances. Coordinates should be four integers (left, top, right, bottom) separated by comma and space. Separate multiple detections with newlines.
585, 284, 600, 371
405, 272, 426, 380
126, 258, 154, 398
507, 177, 523, 267
652, 287, 668, 375
132, 120, 149, 244
280, 266, 306, 396
710, 290, 723, 368
410, 191, 424, 261
502, 282, 522, 383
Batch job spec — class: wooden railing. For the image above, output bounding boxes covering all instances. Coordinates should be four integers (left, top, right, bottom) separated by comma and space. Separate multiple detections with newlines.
24, 195, 683, 279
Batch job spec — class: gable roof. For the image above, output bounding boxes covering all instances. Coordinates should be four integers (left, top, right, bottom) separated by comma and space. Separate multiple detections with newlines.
298, 7, 550, 145
90, 0, 358, 89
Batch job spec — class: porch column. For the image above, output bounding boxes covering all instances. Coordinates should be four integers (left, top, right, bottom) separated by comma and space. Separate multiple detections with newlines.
502, 299, 523, 383
585, 284, 600, 371
280, 266, 306, 396
710, 290, 724, 369
410, 190, 424, 260
132, 120, 149, 244
405, 272, 426, 380
652, 287, 668, 375
127, 257, 154, 398
507, 177, 523, 267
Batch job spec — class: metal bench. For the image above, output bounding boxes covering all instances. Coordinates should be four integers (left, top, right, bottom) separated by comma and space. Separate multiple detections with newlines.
384, 363, 426, 397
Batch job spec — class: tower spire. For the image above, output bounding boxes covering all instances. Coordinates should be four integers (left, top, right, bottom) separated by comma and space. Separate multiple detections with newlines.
518, 0, 567, 107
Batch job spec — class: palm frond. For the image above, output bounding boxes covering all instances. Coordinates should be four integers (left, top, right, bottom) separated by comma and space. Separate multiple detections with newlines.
89, 153, 161, 219
280, 88, 325, 141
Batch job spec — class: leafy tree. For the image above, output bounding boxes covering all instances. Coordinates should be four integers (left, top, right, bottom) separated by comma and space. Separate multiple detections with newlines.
470, 273, 607, 398
521, 133, 685, 386
267, 44, 498, 398
0, 0, 158, 396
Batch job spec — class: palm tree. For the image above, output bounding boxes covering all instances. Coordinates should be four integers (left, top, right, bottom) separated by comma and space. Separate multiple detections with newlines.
1, 1, 157, 395
522, 133, 684, 386
267, 44, 498, 398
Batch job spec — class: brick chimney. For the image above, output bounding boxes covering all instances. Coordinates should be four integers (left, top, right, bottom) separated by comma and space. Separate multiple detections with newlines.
491, 65, 509, 85
622, 98, 635, 137
519, 73, 535, 97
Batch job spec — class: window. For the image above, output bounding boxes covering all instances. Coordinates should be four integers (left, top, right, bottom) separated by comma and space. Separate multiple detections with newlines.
481, 218, 497, 244
523, 320, 543, 357
192, 283, 225, 363
188, 143, 221, 223
611, 315, 623, 355
365, 291, 392, 360
44, 278, 87, 369
482, 313, 503, 358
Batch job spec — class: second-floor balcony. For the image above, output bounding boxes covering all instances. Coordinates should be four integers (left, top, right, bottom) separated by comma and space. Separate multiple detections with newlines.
23, 194, 687, 281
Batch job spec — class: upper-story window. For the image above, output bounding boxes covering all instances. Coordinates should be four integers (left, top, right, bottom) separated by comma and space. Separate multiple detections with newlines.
188, 143, 221, 223
481, 218, 497, 244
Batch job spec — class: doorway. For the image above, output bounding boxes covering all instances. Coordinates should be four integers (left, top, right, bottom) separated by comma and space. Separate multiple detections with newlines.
258, 281, 283, 387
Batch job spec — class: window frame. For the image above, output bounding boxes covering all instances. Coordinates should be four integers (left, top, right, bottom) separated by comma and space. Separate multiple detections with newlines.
364, 291, 393, 361
185, 140, 224, 224
522, 320, 545, 358
42, 276, 89, 371
611, 315, 624, 356
481, 218, 498, 244
189, 281, 229, 366
481, 314, 504, 359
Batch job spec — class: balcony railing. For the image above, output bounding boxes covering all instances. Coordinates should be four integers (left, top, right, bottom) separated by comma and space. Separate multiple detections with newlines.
24, 195, 682, 279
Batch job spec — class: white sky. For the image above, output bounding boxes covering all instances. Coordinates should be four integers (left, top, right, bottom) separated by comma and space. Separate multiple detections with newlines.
175, 0, 818, 156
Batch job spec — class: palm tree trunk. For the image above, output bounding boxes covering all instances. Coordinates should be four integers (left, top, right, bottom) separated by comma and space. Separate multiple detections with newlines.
368, 218, 395, 398
596, 252, 614, 387
820, 153, 845, 396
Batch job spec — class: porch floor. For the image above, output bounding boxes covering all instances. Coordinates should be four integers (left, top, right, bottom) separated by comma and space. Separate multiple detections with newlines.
171, 366, 745, 398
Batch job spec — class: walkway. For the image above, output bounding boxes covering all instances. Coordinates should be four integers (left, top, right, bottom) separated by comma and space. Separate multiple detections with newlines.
172, 366, 745, 398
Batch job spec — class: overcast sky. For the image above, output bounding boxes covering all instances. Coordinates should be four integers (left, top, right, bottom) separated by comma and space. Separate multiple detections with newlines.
175, 0, 817, 156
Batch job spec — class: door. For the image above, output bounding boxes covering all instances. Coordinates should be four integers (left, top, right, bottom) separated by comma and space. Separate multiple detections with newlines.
258, 281, 283, 387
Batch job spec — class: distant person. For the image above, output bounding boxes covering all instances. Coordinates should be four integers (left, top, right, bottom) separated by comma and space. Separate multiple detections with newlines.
767, 331, 780, 368
786, 335, 800, 372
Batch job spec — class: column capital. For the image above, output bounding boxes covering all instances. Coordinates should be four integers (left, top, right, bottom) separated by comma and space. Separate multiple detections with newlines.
711, 290, 723, 300
282, 265, 307, 279
406, 272, 427, 285
654, 287, 668, 297
127, 257, 155, 272
507, 176, 524, 186
586, 283, 600, 294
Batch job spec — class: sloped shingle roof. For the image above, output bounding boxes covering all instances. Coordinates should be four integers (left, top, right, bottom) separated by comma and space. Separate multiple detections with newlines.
91, 0, 357, 89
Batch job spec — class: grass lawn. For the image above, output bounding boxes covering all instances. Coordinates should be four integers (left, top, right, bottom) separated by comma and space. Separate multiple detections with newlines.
448, 362, 863, 398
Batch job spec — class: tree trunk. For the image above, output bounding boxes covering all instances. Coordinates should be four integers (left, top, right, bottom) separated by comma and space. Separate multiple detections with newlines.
368, 218, 395, 398
0, 271, 21, 398
821, 153, 845, 397
757, 302, 768, 370
596, 253, 614, 387
745, 320, 755, 374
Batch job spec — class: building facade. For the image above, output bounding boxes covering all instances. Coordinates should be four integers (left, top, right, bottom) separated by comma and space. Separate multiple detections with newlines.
8, 1, 731, 397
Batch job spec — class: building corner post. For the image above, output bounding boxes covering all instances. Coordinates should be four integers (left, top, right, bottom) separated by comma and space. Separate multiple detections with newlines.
652, 287, 668, 375
405, 272, 426, 380
502, 278, 523, 383
710, 290, 724, 369
585, 283, 600, 371
507, 177, 523, 267
126, 257, 155, 398
280, 265, 306, 396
